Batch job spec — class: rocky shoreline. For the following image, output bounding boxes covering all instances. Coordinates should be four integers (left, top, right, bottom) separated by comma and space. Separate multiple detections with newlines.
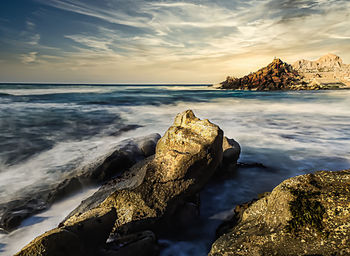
10, 110, 350, 255
214, 54, 350, 91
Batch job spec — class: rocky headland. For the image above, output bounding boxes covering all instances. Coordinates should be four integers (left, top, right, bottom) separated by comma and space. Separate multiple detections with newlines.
11, 110, 350, 256
215, 54, 350, 90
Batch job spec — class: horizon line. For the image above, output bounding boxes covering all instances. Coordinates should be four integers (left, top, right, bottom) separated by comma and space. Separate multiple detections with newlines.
0, 82, 212, 85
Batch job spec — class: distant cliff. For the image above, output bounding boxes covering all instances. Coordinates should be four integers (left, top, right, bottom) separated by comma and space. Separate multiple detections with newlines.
293, 53, 350, 87
215, 54, 350, 90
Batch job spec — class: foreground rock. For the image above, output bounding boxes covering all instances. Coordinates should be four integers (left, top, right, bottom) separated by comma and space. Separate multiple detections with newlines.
16, 110, 223, 255
15, 209, 117, 256
209, 169, 350, 256
0, 133, 160, 232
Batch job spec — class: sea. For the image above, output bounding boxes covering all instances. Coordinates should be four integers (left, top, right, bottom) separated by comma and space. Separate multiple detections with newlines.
0, 84, 350, 255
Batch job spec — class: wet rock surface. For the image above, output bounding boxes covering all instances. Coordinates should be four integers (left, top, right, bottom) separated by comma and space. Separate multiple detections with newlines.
0, 133, 160, 232
15, 110, 223, 255
209, 169, 350, 256
222, 137, 241, 165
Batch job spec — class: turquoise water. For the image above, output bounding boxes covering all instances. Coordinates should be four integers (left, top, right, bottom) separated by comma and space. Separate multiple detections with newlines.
1, 84, 350, 255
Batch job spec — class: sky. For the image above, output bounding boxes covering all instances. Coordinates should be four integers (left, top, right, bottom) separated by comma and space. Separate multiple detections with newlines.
0, 0, 350, 83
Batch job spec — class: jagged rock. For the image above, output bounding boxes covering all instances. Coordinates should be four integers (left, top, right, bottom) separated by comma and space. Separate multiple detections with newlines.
16, 110, 223, 255
0, 133, 160, 232
218, 58, 304, 91
209, 170, 350, 256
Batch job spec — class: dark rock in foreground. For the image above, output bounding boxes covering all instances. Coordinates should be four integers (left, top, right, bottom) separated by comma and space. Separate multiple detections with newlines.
0, 133, 160, 232
209, 170, 350, 256
15, 110, 224, 256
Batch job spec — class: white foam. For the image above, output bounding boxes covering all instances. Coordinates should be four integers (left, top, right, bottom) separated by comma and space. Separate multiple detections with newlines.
0, 86, 119, 96
0, 126, 159, 203
0, 187, 97, 256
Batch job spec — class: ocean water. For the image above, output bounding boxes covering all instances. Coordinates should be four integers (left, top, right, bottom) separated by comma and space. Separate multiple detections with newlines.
0, 84, 350, 255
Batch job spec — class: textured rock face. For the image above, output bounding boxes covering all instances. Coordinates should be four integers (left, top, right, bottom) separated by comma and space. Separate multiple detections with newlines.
293, 53, 346, 72
219, 58, 304, 91
16, 110, 223, 255
293, 54, 350, 87
209, 170, 350, 256
155, 110, 223, 187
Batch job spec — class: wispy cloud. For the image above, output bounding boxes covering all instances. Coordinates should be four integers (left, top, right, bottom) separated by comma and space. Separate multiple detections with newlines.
28, 34, 40, 45
36, 0, 151, 28
26, 20, 36, 30
20, 52, 38, 64
39, 0, 350, 60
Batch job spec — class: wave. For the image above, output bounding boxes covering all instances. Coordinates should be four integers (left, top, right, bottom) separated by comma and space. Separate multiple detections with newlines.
0, 86, 120, 96
0, 187, 97, 255
0, 125, 151, 204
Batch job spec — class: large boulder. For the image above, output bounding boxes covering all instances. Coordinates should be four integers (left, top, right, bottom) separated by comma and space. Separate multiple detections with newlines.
209, 169, 350, 256
16, 110, 223, 255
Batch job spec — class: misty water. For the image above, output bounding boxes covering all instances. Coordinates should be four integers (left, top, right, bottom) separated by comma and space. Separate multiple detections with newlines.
0, 84, 350, 255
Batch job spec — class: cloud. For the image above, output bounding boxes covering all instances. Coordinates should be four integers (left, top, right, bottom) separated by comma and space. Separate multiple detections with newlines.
20, 52, 38, 64
2, 0, 350, 82
64, 34, 113, 52
36, 0, 151, 28
28, 34, 40, 45
26, 20, 36, 30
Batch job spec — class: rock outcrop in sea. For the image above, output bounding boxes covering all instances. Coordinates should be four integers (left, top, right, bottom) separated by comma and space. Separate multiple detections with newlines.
218, 58, 304, 91
15, 110, 225, 256
209, 170, 350, 256
215, 54, 350, 90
